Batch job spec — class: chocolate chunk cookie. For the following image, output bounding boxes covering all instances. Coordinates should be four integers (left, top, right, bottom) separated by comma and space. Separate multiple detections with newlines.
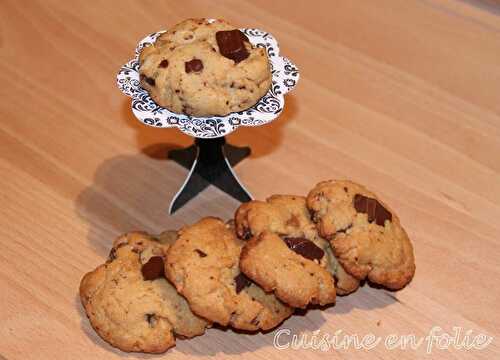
235, 196, 339, 307
80, 232, 208, 353
165, 217, 293, 331
240, 231, 335, 308
139, 18, 271, 117
306, 180, 416, 290
235, 195, 359, 297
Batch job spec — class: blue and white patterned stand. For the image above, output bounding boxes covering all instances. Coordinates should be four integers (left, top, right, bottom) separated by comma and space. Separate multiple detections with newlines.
117, 27, 299, 213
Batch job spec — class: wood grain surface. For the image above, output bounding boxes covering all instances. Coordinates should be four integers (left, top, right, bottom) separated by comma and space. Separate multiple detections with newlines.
1, 0, 500, 359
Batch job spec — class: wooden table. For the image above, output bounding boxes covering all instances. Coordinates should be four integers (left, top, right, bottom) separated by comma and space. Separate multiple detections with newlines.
1, 1, 499, 359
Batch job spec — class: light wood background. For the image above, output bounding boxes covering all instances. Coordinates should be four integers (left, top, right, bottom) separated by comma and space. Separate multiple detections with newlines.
1, 0, 500, 359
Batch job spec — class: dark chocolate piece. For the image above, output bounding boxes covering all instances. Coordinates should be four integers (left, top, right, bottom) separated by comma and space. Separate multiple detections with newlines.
141, 256, 165, 281
185, 58, 203, 73
240, 227, 252, 240
159, 59, 169, 68
194, 249, 207, 257
234, 272, 251, 293
282, 237, 325, 261
107, 248, 117, 262
145, 313, 157, 327
215, 30, 249, 63
140, 74, 156, 86
310, 209, 320, 223
353, 194, 392, 226
107, 242, 127, 262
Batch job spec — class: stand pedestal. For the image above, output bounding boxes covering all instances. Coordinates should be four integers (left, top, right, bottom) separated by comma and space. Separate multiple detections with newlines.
168, 137, 252, 214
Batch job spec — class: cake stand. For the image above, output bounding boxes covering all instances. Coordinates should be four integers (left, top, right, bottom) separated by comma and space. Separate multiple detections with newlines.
117, 28, 299, 213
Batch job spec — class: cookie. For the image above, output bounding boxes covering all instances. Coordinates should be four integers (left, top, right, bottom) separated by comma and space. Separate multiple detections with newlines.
139, 18, 271, 117
306, 180, 416, 290
235, 195, 359, 296
80, 232, 208, 353
164, 217, 293, 331
240, 231, 336, 308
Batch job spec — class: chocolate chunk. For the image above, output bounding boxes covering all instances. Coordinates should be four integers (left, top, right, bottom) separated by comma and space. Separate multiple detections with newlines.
216, 30, 250, 63
140, 74, 156, 86
234, 273, 251, 293
282, 237, 325, 261
310, 210, 320, 223
185, 58, 203, 73
240, 227, 252, 240
145, 76, 155, 86
145, 313, 157, 327
158, 59, 169, 68
194, 249, 207, 257
107, 248, 117, 262
353, 194, 392, 226
106, 243, 127, 263
141, 256, 164, 281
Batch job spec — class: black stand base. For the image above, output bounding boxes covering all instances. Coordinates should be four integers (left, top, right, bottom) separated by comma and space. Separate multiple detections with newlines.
167, 137, 252, 214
